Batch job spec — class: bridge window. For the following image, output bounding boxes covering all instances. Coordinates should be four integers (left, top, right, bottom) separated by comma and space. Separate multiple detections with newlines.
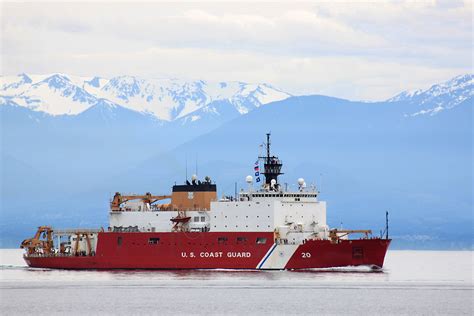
148, 238, 160, 245
194, 216, 199, 222
256, 237, 267, 244
201, 216, 205, 222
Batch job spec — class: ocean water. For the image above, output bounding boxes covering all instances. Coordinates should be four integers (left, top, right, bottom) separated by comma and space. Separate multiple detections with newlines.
0, 249, 472, 315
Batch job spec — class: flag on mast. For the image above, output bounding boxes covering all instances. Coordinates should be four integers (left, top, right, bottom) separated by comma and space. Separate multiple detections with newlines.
254, 160, 261, 182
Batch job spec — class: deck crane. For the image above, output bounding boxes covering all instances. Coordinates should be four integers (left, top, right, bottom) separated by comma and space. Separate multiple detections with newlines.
20, 226, 54, 255
110, 192, 171, 211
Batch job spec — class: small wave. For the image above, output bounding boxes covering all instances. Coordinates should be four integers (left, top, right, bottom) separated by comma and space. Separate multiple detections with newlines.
0, 264, 28, 270
1, 264, 53, 271
291, 265, 384, 273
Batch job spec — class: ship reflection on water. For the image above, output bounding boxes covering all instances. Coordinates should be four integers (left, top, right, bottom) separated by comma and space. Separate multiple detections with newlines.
99, 265, 386, 279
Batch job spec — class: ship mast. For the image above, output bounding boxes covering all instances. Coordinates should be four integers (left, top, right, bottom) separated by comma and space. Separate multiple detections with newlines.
266, 133, 271, 166
259, 133, 283, 189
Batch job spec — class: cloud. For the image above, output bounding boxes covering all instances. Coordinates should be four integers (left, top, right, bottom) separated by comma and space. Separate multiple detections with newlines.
1, 1, 472, 100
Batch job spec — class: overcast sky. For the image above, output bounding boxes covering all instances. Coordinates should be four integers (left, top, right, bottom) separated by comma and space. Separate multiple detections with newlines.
1, 0, 472, 100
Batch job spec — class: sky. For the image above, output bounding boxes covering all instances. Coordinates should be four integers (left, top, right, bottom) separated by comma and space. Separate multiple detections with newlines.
1, 0, 472, 100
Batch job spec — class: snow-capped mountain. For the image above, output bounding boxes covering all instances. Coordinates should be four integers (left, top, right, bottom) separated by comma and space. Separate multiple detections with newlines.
1, 74, 102, 115
0, 73, 291, 121
388, 74, 473, 116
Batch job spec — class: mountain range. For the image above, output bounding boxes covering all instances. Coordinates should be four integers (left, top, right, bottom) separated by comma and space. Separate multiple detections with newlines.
0, 73, 472, 249
0, 74, 290, 120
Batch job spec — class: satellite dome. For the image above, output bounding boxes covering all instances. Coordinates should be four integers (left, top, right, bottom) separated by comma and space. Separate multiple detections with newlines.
246, 175, 253, 183
297, 178, 305, 186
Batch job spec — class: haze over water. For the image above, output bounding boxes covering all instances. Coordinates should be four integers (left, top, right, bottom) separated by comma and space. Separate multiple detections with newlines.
0, 250, 472, 315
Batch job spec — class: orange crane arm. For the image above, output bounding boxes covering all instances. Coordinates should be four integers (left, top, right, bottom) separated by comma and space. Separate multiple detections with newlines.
110, 192, 171, 211
20, 226, 54, 255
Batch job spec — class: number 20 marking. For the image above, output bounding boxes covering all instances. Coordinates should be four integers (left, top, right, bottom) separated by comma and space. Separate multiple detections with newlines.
301, 252, 311, 258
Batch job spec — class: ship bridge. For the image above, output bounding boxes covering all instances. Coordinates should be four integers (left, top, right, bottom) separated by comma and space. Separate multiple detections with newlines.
209, 133, 328, 243
238, 191, 318, 202
211, 184, 327, 241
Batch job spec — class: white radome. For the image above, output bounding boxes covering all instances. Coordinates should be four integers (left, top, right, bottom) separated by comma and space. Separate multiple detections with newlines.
298, 178, 305, 186
246, 175, 253, 183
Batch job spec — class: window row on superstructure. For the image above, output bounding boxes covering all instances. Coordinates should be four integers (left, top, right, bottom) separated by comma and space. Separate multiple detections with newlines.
240, 192, 317, 198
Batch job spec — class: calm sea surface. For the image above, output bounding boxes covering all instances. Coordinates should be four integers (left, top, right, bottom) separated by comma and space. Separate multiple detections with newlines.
0, 249, 472, 315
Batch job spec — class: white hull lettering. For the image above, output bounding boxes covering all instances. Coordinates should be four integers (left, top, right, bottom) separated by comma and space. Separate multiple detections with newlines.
200, 252, 223, 258
227, 252, 251, 258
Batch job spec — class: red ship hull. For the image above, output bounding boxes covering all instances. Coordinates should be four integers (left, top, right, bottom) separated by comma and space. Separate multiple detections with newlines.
24, 232, 391, 270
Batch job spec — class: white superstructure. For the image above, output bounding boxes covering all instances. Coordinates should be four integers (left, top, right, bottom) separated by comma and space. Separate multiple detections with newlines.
108, 133, 329, 243
108, 188, 328, 239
